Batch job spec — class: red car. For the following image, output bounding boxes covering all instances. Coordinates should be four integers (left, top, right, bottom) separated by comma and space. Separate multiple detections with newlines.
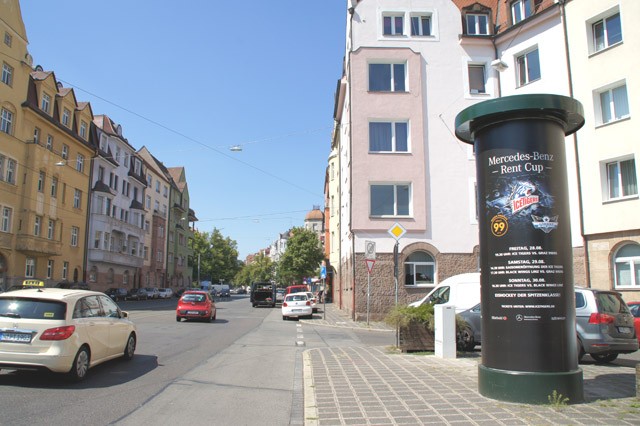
176, 291, 217, 322
627, 302, 640, 343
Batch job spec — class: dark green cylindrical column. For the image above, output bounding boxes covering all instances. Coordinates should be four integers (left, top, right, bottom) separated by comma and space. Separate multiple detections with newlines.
455, 94, 585, 404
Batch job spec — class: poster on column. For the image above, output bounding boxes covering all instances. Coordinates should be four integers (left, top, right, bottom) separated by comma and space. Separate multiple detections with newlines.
481, 145, 570, 326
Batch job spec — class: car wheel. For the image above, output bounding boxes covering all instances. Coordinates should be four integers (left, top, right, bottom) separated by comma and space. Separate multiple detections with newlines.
282, 315, 287, 321
577, 337, 585, 362
457, 325, 475, 352
123, 334, 136, 360
176, 316, 181, 322
67, 346, 90, 382
591, 353, 618, 364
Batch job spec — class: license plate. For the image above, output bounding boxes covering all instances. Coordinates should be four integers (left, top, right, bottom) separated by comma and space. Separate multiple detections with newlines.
617, 326, 632, 333
187, 311, 200, 315
0, 332, 33, 343
292, 309, 302, 312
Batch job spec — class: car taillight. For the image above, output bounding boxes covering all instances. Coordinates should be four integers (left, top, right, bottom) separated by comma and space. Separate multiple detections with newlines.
40, 325, 75, 341
283, 302, 288, 307
589, 313, 615, 324
306, 301, 311, 306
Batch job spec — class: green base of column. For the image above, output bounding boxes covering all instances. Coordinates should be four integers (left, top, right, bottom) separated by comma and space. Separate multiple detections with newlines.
478, 364, 584, 404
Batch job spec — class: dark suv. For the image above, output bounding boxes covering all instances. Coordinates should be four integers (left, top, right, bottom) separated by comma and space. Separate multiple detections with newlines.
105, 288, 128, 301
576, 287, 638, 363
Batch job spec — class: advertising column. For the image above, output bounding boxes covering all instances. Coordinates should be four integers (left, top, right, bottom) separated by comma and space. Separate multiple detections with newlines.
455, 94, 585, 404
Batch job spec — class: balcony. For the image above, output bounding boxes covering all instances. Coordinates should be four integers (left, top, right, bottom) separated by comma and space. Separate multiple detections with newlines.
88, 248, 144, 268
16, 234, 62, 256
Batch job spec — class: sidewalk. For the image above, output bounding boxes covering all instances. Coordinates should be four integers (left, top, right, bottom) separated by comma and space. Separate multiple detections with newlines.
302, 304, 640, 425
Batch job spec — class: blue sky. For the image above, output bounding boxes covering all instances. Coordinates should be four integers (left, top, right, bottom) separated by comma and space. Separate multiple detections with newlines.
20, 1, 346, 260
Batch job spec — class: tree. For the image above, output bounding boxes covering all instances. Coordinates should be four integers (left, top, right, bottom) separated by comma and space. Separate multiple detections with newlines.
191, 228, 240, 284
276, 227, 324, 285
234, 253, 274, 286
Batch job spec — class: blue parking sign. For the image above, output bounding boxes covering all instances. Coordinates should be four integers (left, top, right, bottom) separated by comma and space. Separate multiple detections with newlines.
320, 265, 327, 279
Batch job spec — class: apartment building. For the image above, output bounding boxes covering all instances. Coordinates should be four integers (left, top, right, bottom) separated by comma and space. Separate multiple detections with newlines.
564, 0, 639, 298
332, 0, 481, 320
166, 167, 196, 290
0, 2, 95, 288
137, 146, 171, 288
87, 115, 146, 291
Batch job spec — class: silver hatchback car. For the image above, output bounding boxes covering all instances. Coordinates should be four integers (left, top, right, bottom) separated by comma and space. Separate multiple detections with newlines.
576, 287, 638, 363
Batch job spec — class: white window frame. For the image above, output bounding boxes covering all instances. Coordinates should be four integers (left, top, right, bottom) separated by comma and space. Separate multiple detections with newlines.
595, 82, 630, 126
47, 259, 54, 279
80, 120, 87, 139
25, 258, 35, 278
368, 62, 407, 92
468, 64, 486, 94
73, 189, 81, 209
370, 183, 412, 217
71, 226, 79, 247
466, 13, 489, 35
37, 171, 44, 192
602, 156, 637, 202
369, 121, 409, 153
0, 108, 13, 134
1, 206, 11, 232
5, 158, 15, 184
46, 134, 53, 150
62, 108, 71, 127
62, 261, 68, 280
1, 62, 13, 86
41, 93, 51, 114
516, 47, 540, 87
382, 13, 404, 36
410, 13, 432, 36
51, 176, 58, 198
76, 154, 84, 173
511, 0, 533, 24
34, 216, 41, 236
61, 144, 68, 160
591, 10, 622, 54
404, 251, 436, 286
613, 243, 640, 289
47, 219, 55, 240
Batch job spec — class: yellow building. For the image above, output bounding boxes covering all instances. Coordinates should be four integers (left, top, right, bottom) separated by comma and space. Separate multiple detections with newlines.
0, 0, 95, 288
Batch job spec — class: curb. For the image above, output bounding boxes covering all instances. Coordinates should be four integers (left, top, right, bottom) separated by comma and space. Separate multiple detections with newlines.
303, 351, 318, 426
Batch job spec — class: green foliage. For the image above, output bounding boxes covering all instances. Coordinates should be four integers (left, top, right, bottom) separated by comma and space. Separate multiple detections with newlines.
276, 227, 324, 285
547, 390, 569, 408
385, 303, 435, 331
234, 253, 274, 286
191, 228, 240, 284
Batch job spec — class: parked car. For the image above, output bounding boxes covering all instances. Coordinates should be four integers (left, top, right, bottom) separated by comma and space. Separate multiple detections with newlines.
176, 291, 216, 322
457, 303, 482, 351
105, 287, 128, 301
576, 287, 638, 363
143, 287, 160, 299
0, 288, 136, 381
282, 292, 313, 320
126, 288, 148, 301
305, 291, 318, 313
459, 288, 640, 362
408, 272, 481, 312
56, 281, 90, 290
220, 285, 231, 298
626, 302, 640, 343
158, 288, 173, 299
285, 284, 309, 296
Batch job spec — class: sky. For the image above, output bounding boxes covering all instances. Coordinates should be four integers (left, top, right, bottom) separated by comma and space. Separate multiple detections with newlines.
19, 1, 346, 260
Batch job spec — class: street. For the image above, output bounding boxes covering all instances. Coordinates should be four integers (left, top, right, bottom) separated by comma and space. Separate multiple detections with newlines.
0, 295, 393, 425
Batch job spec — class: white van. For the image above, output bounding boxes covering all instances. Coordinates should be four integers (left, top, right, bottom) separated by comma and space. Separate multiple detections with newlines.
408, 272, 481, 312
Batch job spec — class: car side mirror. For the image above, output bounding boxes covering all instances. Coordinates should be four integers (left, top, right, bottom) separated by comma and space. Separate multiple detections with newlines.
121, 311, 129, 318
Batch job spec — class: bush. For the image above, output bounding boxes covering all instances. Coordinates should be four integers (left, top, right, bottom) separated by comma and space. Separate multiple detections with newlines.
385, 303, 468, 333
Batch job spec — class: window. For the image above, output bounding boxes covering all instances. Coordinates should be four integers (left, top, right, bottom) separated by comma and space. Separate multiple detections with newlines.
157, 250, 163, 262
383, 14, 404, 36
1, 62, 13, 86
516, 48, 540, 87
47, 260, 54, 279
97, 166, 104, 183
597, 83, 629, 125
369, 122, 408, 152
104, 232, 110, 250
73, 189, 82, 208
34, 216, 41, 236
100, 134, 107, 152
468, 65, 486, 94
80, 120, 87, 139
369, 63, 406, 92
146, 195, 151, 209
163, 185, 168, 197
467, 14, 489, 35
41, 93, 51, 114
410, 14, 431, 36
155, 180, 160, 193
76, 154, 84, 173
5, 158, 15, 184
593, 12, 622, 53
404, 252, 435, 286
123, 270, 129, 285
25, 258, 35, 278
51, 177, 58, 198
94, 231, 102, 249
511, 0, 533, 24
370, 184, 411, 216
61, 144, 68, 160
47, 219, 55, 240
606, 158, 637, 200
4, 32, 11, 47
33, 127, 40, 144
37, 171, 45, 192
71, 226, 79, 246
614, 243, 640, 288
115, 147, 121, 164
62, 261, 68, 280
0, 108, 13, 134
89, 266, 97, 282
46, 134, 53, 150
1, 206, 11, 232
62, 108, 71, 127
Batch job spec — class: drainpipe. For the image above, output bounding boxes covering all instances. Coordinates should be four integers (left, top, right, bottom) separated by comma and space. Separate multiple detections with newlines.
348, 5, 357, 321
559, 0, 589, 287
83, 150, 96, 283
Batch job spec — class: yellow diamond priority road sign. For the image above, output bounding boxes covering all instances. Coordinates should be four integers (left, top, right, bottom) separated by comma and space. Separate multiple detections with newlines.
387, 222, 406, 241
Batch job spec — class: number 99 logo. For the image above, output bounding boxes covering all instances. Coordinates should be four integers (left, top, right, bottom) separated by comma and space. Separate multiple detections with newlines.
491, 215, 508, 237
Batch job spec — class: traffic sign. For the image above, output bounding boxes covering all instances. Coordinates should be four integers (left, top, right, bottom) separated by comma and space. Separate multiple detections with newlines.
388, 222, 406, 240
365, 240, 376, 260
365, 259, 375, 274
